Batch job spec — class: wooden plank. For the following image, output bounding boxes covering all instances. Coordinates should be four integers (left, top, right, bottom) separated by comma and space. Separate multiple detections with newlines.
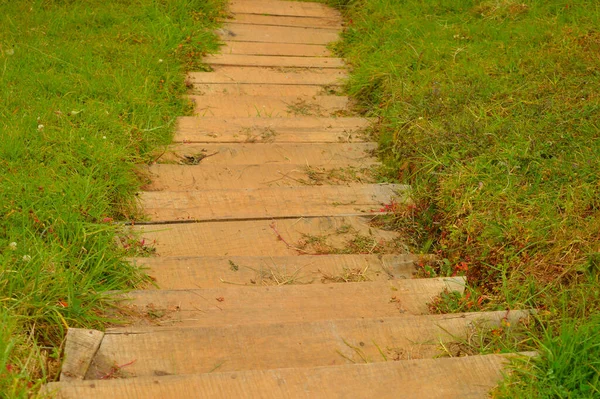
154, 143, 376, 165
118, 277, 467, 327
218, 24, 339, 45
174, 116, 371, 143
229, 0, 341, 18
59, 329, 104, 382
44, 354, 526, 399
132, 216, 399, 257
188, 66, 346, 85
231, 13, 341, 29
203, 54, 345, 69
131, 254, 417, 289
140, 184, 408, 222
82, 311, 528, 379
188, 95, 349, 118
220, 41, 331, 57
141, 163, 377, 191
191, 83, 328, 96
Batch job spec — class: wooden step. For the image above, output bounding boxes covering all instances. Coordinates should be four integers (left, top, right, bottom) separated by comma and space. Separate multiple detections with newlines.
82, 311, 527, 379
155, 143, 376, 165
44, 353, 531, 399
218, 24, 339, 45
174, 116, 371, 143
221, 41, 331, 57
132, 216, 398, 257
141, 163, 377, 191
229, 0, 341, 18
231, 13, 341, 29
189, 95, 349, 117
119, 277, 466, 327
191, 83, 331, 96
203, 54, 344, 69
188, 66, 345, 85
132, 254, 417, 289
140, 184, 407, 222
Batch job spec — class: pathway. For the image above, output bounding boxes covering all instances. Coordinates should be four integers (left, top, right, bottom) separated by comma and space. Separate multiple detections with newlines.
44, 1, 529, 397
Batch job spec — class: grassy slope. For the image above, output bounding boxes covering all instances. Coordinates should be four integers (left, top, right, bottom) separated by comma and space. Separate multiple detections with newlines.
0, 0, 224, 395
324, 0, 600, 397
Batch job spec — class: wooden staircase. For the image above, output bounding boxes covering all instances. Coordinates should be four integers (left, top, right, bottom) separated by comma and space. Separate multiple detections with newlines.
43, 1, 529, 397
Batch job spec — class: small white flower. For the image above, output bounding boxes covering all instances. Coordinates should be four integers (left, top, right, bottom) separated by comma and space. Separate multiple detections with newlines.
6, 49, 14, 56
9, 242, 17, 250
158, 59, 163, 63
102, 136, 107, 140
22, 255, 31, 262
37, 124, 44, 130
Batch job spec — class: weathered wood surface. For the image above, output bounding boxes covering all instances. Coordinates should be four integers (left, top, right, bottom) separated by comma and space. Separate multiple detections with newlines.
120, 277, 466, 327
174, 116, 371, 143
133, 216, 398, 257
140, 184, 407, 222
131, 254, 417, 289
82, 311, 528, 379
155, 142, 375, 165
229, 0, 341, 18
203, 54, 345, 68
221, 41, 331, 56
229, 13, 341, 29
218, 24, 339, 45
45, 354, 522, 399
189, 94, 349, 117
59, 329, 105, 382
188, 67, 346, 85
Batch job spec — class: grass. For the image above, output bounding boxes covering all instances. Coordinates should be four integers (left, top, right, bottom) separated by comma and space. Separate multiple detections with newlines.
0, 0, 225, 394
315, 0, 600, 396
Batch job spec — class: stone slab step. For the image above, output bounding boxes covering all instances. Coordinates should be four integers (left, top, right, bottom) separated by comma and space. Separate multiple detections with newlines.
174, 116, 370, 143
118, 277, 466, 327
140, 184, 407, 222
132, 254, 417, 289
83, 311, 527, 379
203, 54, 344, 68
230, 13, 341, 29
221, 41, 331, 57
141, 163, 377, 191
188, 66, 345, 85
218, 24, 339, 45
132, 216, 398, 257
44, 353, 531, 398
191, 83, 330, 96
155, 143, 375, 165
189, 95, 349, 117
229, 0, 341, 19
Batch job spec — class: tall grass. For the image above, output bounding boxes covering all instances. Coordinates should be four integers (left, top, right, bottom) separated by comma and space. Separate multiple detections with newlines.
0, 0, 224, 394
321, 0, 600, 396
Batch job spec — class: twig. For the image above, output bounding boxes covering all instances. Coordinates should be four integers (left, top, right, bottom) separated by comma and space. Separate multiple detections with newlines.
100, 359, 137, 379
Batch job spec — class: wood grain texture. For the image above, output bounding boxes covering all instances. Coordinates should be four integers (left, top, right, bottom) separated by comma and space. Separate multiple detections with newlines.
229, 0, 341, 18
82, 311, 528, 379
220, 40, 331, 56
218, 24, 339, 45
191, 82, 328, 96
188, 67, 346, 85
203, 54, 345, 68
131, 254, 417, 289
60, 329, 104, 382
118, 277, 466, 327
44, 354, 523, 399
156, 142, 375, 165
188, 95, 349, 117
174, 116, 371, 143
230, 13, 341, 29
133, 216, 398, 257
141, 163, 377, 190
140, 184, 407, 222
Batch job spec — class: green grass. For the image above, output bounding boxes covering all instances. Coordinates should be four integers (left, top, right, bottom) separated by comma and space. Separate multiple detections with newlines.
0, 0, 224, 395
318, 0, 600, 396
